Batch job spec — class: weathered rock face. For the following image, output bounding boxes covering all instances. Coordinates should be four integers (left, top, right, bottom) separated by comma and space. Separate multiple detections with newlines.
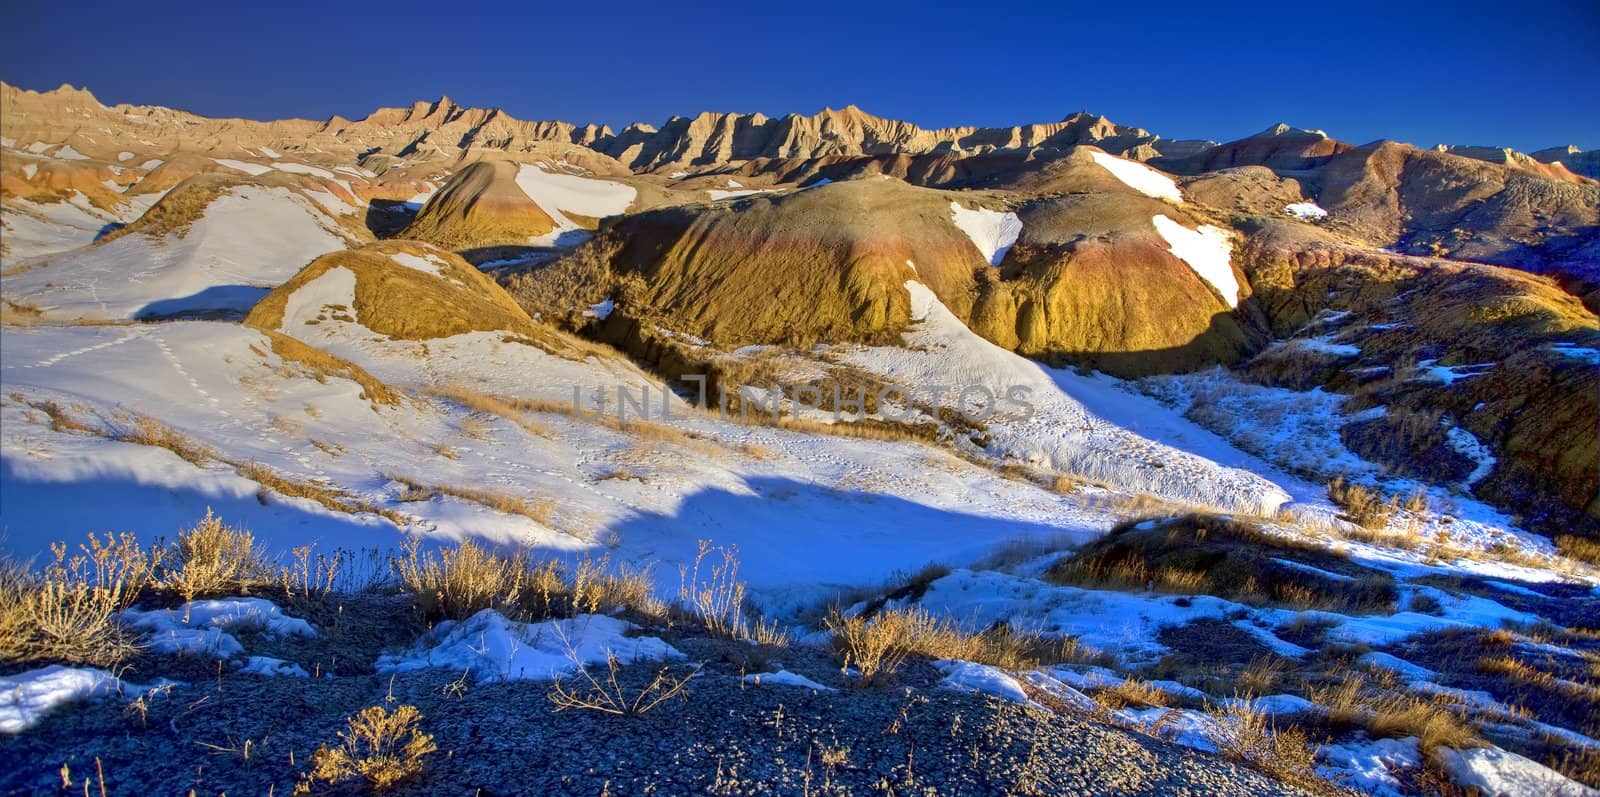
1531, 145, 1600, 180
595, 105, 1203, 173
1161, 124, 1352, 173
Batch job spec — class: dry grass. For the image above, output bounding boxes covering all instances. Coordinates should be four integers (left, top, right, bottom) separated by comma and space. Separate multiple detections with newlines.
1310, 674, 1480, 753
1091, 678, 1175, 709
1556, 535, 1600, 567
298, 704, 435, 792
238, 462, 409, 527
824, 605, 1070, 687
1049, 514, 1397, 614
1207, 702, 1330, 793
253, 330, 399, 407
393, 540, 661, 624
113, 413, 217, 466
548, 650, 696, 717
383, 473, 555, 528
1326, 475, 1401, 530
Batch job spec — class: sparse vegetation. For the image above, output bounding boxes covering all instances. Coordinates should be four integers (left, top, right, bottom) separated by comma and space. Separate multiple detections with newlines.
298, 704, 436, 792
824, 605, 1071, 687
1048, 513, 1398, 614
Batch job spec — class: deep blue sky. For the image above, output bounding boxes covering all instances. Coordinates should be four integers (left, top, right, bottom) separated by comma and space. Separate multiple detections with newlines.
2, 0, 1596, 152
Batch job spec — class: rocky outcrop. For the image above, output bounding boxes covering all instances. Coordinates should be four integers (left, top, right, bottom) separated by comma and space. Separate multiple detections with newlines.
596, 106, 1207, 173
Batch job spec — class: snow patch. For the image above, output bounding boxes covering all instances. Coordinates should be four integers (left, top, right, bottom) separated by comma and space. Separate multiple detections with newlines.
1152, 215, 1239, 308
743, 670, 833, 691
0, 666, 147, 733
1088, 150, 1182, 201
513, 164, 636, 231
1435, 745, 1596, 796
1284, 201, 1328, 220
949, 202, 1023, 266
375, 610, 682, 683
212, 158, 272, 176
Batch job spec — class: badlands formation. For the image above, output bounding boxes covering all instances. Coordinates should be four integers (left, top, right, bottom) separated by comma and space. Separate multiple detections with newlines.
2, 81, 1599, 795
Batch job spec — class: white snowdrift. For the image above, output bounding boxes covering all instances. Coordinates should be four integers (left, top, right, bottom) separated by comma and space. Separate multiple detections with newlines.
1088, 150, 1182, 202
376, 610, 682, 682
1436, 746, 1597, 796
1152, 215, 1239, 308
949, 202, 1023, 266
0, 666, 153, 733
120, 598, 315, 658
1284, 201, 1328, 221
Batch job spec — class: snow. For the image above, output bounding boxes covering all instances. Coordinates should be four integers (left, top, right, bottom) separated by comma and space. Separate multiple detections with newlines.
375, 610, 682, 682
282, 266, 358, 327
212, 158, 273, 176
1435, 746, 1597, 796
2, 185, 348, 320
1552, 344, 1600, 364
117, 151, 134, 162
949, 202, 1023, 266
0, 666, 148, 733
120, 598, 314, 658
1446, 426, 1496, 485
274, 162, 336, 180
1317, 735, 1420, 797
935, 660, 1033, 704
21, 164, 38, 179
584, 297, 616, 320
707, 189, 771, 200
841, 281, 1292, 514
1088, 150, 1182, 202
258, 146, 281, 159
54, 145, 89, 161
513, 164, 636, 231
140, 159, 163, 170
1358, 652, 1436, 682
239, 656, 309, 677
389, 251, 453, 280
743, 669, 833, 691
1151, 215, 1239, 308
1284, 201, 1328, 221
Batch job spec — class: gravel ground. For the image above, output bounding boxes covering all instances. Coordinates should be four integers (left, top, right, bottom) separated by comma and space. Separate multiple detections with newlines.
0, 651, 1327, 797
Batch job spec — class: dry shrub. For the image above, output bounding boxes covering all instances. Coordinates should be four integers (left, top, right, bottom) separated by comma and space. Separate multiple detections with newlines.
1208, 702, 1328, 792
20, 399, 98, 435
548, 651, 696, 717
676, 540, 749, 638
299, 704, 435, 792
161, 510, 270, 602
1311, 674, 1479, 753
0, 558, 138, 668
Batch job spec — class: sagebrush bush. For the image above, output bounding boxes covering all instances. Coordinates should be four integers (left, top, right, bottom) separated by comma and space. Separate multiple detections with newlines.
163, 510, 271, 602
299, 704, 436, 792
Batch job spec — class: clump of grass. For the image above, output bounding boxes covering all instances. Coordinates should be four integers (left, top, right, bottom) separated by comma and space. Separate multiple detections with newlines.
239, 462, 409, 527
1326, 475, 1401, 530
384, 473, 555, 528
299, 704, 435, 792
1092, 678, 1175, 709
393, 540, 661, 625
1207, 702, 1329, 793
824, 606, 1068, 687
1555, 535, 1600, 567
113, 413, 218, 466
